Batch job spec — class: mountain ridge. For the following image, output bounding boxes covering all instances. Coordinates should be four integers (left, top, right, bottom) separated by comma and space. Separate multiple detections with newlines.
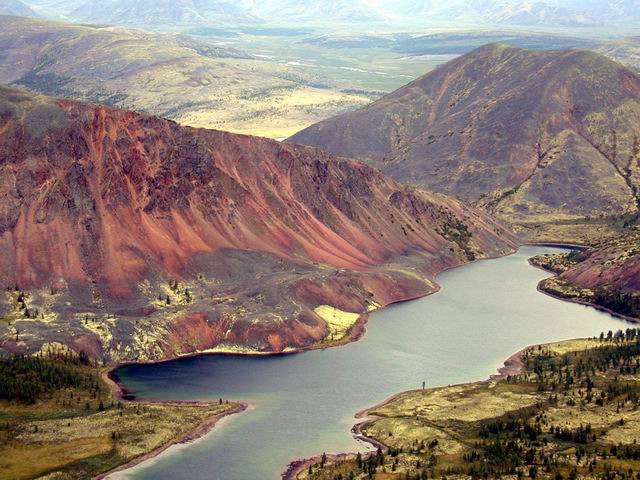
0, 15, 371, 138
290, 44, 640, 241
0, 0, 38, 16
0, 85, 517, 362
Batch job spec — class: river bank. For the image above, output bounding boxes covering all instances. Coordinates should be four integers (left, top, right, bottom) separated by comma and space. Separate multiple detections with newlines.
0, 357, 246, 480
285, 333, 640, 480
95, 401, 247, 480
105, 246, 525, 388
96, 368, 248, 479
108, 246, 626, 480
281, 244, 633, 480
528, 257, 640, 324
281, 342, 531, 480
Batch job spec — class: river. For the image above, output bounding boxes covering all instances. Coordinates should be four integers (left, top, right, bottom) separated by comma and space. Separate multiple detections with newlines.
111, 246, 629, 480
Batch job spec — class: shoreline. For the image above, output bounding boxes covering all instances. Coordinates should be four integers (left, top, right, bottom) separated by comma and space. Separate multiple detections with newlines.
96, 368, 248, 480
527, 258, 639, 324
280, 248, 637, 480
108, 244, 564, 480
95, 401, 248, 480
524, 241, 588, 250
281, 343, 532, 480
536, 284, 639, 324
106, 244, 526, 393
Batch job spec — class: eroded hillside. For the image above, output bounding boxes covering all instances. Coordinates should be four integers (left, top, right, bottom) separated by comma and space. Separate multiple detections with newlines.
532, 230, 640, 319
0, 86, 517, 363
291, 44, 640, 242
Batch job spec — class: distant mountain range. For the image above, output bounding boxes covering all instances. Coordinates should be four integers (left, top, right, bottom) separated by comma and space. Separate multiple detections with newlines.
0, 0, 39, 17
18, 0, 640, 27
23, 0, 383, 25
383, 0, 601, 27
68, 0, 259, 27
242, 0, 384, 23
0, 16, 371, 137
290, 44, 640, 240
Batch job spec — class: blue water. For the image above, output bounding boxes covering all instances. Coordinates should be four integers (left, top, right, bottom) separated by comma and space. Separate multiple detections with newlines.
111, 247, 628, 480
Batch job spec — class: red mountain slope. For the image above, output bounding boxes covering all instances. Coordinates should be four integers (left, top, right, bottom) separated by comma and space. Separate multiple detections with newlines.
533, 230, 640, 319
0, 86, 517, 363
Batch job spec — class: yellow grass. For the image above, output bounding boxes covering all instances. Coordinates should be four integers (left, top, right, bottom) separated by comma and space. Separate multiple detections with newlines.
314, 305, 361, 341
0, 438, 113, 480
370, 381, 541, 423
179, 86, 370, 139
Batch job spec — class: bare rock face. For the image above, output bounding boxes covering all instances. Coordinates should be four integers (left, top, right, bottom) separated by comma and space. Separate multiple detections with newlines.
0, 86, 517, 363
533, 230, 640, 319
554, 232, 640, 294
290, 44, 640, 232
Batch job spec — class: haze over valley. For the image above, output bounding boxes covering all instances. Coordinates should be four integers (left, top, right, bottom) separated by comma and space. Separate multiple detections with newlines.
0, 1, 639, 138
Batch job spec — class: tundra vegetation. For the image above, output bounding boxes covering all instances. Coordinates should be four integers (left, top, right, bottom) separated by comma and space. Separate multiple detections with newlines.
297, 330, 640, 480
0, 345, 239, 480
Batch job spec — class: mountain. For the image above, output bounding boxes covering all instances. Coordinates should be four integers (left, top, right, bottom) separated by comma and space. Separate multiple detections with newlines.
533, 230, 640, 319
438, 0, 599, 27
0, 0, 38, 16
69, 0, 259, 26
20, 0, 640, 27
0, 16, 370, 138
290, 44, 640, 242
556, 0, 640, 22
0, 86, 516, 362
598, 36, 640, 72
246, 0, 385, 22
369, 0, 599, 27
15, 0, 84, 19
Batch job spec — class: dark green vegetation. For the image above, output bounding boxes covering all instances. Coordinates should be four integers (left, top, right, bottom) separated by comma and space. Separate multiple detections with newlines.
0, 350, 239, 480
592, 290, 640, 319
298, 332, 640, 480
0, 353, 93, 404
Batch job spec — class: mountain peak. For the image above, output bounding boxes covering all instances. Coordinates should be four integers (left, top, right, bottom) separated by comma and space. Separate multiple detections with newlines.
290, 45, 640, 236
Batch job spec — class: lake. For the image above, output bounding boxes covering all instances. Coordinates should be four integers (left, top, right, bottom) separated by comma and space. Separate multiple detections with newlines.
111, 246, 628, 479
